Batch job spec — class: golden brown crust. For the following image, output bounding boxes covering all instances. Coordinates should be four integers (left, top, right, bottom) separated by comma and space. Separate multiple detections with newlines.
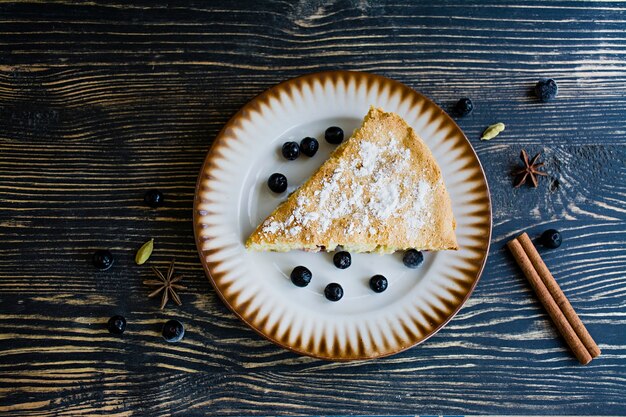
246, 107, 458, 253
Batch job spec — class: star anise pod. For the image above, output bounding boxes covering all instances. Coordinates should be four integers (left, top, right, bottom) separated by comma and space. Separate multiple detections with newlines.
143, 260, 186, 309
513, 149, 547, 188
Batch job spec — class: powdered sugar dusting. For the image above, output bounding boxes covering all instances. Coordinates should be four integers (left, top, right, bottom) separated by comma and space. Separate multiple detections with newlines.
355, 140, 382, 177
260, 129, 436, 242
405, 178, 434, 238
262, 220, 283, 234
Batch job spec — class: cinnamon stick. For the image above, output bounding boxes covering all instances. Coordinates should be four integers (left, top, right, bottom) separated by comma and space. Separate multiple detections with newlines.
507, 238, 592, 365
517, 233, 601, 358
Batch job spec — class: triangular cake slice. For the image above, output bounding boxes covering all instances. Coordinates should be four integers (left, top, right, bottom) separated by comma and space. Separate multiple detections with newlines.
246, 107, 458, 253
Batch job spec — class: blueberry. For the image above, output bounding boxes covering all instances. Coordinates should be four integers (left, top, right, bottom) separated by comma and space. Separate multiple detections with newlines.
455, 97, 474, 117
281, 141, 300, 160
402, 249, 424, 269
144, 189, 164, 208
300, 137, 319, 157
162, 319, 185, 343
333, 251, 351, 269
107, 315, 126, 335
267, 173, 288, 193
324, 283, 344, 302
325, 126, 344, 144
541, 229, 562, 249
92, 249, 114, 270
369, 275, 388, 293
290, 266, 312, 287
535, 78, 558, 102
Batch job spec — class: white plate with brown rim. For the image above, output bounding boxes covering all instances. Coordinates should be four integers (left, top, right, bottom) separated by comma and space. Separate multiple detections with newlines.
194, 71, 491, 360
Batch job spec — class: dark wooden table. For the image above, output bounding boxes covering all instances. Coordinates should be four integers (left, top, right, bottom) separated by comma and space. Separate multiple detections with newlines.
1, 1, 625, 415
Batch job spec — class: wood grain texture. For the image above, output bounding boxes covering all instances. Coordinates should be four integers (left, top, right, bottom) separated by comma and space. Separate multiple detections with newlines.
0, 0, 625, 415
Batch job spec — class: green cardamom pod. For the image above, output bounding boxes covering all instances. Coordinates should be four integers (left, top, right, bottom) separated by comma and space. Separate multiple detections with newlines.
135, 239, 154, 265
481, 122, 505, 140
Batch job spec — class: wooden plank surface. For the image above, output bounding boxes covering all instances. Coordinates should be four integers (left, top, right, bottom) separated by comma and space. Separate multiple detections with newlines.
0, 1, 625, 415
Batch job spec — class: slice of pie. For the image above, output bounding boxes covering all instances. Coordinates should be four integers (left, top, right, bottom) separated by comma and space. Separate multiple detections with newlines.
246, 107, 458, 253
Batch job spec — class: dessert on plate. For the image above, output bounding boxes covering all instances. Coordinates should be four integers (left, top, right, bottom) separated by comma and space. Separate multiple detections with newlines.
246, 107, 458, 253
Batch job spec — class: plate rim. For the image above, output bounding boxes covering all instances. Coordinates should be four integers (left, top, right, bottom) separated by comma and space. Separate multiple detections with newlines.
193, 70, 492, 361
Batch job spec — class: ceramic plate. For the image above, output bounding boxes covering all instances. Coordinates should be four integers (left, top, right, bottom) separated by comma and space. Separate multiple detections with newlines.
194, 71, 491, 360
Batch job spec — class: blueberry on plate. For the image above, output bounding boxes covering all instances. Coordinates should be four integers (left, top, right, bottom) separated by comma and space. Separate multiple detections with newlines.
402, 249, 424, 269
281, 141, 300, 160
369, 275, 388, 293
540, 229, 562, 249
535, 78, 558, 102
162, 319, 185, 343
325, 126, 344, 144
300, 137, 319, 157
107, 315, 127, 335
455, 97, 474, 117
267, 173, 288, 193
333, 251, 351, 269
144, 189, 164, 208
92, 249, 114, 270
290, 266, 312, 287
324, 283, 344, 301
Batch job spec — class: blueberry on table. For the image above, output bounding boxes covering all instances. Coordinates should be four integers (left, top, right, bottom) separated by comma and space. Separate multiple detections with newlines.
162, 319, 185, 343
107, 315, 127, 335
324, 283, 344, 301
535, 78, 558, 102
144, 189, 164, 208
267, 173, 288, 193
455, 97, 474, 117
281, 141, 300, 160
325, 126, 344, 144
541, 229, 562, 249
290, 266, 312, 287
300, 137, 319, 157
402, 249, 424, 269
369, 275, 388, 293
92, 249, 114, 270
333, 251, 351, 269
